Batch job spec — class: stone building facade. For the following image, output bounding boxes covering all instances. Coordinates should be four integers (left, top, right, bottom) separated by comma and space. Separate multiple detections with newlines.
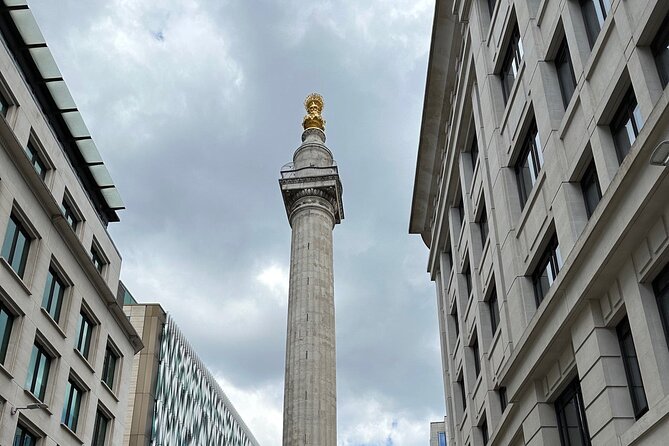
0, 2, 143, 445
410, 0, 669, 445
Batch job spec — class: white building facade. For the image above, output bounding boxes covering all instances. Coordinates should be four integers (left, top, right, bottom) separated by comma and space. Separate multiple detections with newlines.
0, 2, 142, 445
410, 0, 669, 445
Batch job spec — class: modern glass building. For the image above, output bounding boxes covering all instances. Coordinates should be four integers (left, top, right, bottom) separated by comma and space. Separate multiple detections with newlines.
124, 303, 259, 446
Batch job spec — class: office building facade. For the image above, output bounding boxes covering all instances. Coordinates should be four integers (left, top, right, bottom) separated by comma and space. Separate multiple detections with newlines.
411, 0, 669, 445
124, 303, 260, 446
0, 1, 143, 445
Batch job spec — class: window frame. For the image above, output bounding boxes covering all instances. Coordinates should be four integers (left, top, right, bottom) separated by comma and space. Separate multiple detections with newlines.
0, 301, 14, 365
90, 240, 107, 275
515, 121, 544, 208
13, 423, 39, 446
472, 335, 481, 377
102, 340, 121, 391
532, 235, 563, 306
480, 413, 489, 445
488, 286, 500, 335
610, 87, 643, 163
25, 140, 48, 181
25, 341, 52, 401
580, 160, 602, 219
617, 316, 649, 419
501, 25, 524, 104
651, 11, 669, 89
41, 265, 68, 323
62, 375, 85, 432
75, 310, 95, 360
92, 408, 112, 446
580, 0, 611, 48
555, 38, 577, 108
555, 378, 591, 446
1, 213, 32, 278
653, 262, 669, 345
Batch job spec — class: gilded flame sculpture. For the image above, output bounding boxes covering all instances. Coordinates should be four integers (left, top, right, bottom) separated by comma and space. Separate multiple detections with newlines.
302, 93, 326, 130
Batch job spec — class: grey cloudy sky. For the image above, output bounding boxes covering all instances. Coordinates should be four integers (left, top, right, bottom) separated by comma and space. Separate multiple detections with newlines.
29, 1, 440, 444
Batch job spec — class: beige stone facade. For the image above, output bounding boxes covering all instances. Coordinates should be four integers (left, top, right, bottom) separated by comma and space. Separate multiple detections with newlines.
0, 3, 142, 445
411, 0, 669, 445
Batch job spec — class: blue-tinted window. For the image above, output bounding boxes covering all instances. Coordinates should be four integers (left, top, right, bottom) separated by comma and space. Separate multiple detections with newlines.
1, 214, 31, 278
26, 343, 51, 401
0, 303, 13, 364
76, 312, 94, 359
62, 377, 84, 431
42, 267, 66, 323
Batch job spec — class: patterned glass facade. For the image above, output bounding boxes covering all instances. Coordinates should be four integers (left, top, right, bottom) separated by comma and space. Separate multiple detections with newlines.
151, 315, 259, 446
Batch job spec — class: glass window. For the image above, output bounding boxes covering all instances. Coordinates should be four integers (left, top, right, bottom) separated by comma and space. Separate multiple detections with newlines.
452, 307, 460, 337
62, 377, 84, 431
488, 287, 500, 334
0, 302, 13, 364
499, 386, 508, 412
652, 12, 669, 88
487, 0, 496, 16
617, 316, 648, 419
42, 267, 66, 323
92, 410, 111, 446
501, 25, 524, 104
0, 93, 9, 118
472, 336, 481, 376
470, 136, 479, 167
556, 39, 577, 108
438, 431, 447, 446
91, 244, 105, 274
479, 203, 489, 245
481, 413, 489, 445
13, 424, 38, 446
581, 0, 611, 48
76, 312, 94, 359
457, 375, 467, 411
102, 344, 119, 389
456, 194, 465, 229
464, 263, 472, 297
533, 235, 563, 305
515, 121, 543, 208
580, 161, 602, 218
26, 342, 51, 401
611, 87, 643, 163
654, 262, 669, 344
555, 378, 591, 446
25, 141, 47, 180
61, 199, 78, 230
1, 214, 31, 278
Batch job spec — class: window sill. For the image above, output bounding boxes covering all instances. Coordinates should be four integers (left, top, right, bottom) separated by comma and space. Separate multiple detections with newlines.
0, 257, 32, 296
40, 307, 67, 339
23, 389, 53, 415
73, 348, 96, 374
60, 423, 84, 444
101, 380, 119, 402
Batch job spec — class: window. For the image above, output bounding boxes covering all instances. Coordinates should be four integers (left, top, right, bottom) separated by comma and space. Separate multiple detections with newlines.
581, 0, 611, 48
92, 410, 111, 446
580, 161, 601, 218
481, 413, 489, 445
555, 378, 591, 446
501, 25, 524, 104
488, 286, 500, 334
26, 342, 51, 401
487, 0, 496, 16
13, 424, 38, 446
556, 39, 577, 108
452, 308, 460, 337
611, 87, 643, 163
42, 267, 66, 323
533, 235, 563, 305
0, 302, 13, 364
1, 214, 32, 278
470, 136, 479, 167
102, 343, 119, 389
464, 263, 472, 297
76, 311, 94, 359
62, 377, 84, 431
472, 335, 481, 376
479, 203, 489, 244
25, 141, 47, 180
438, 431, 447, 446
515, 121, 543, 208
0, 92, 9, 118
654, 262, 669, 344
617, 316, 648, 419
456, 195, 465, 230
652, 12, 669, 88
91, 243, 105, 274
61, 198, 79, 231
499, 386, 508, 412
457, 374, 467, 410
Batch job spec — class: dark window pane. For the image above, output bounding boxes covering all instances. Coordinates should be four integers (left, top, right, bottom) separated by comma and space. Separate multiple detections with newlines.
13, 425, 38, 446
533, 235, 562, 305
654, 263, 669, 348
617, 316, 648, 418
479, 203, 489, 245
581, 0, 611, 48
62, 378, 84, 431
556, 39, 577, 107
471, 136, 479, 167
501, 26, 524, 104
464, 264, 472, 297
26, 142, 46, 180
0, 94, 8, 117
481, 414, 489, 444
555, 378, 591, 446
611, 88, 643, 163
62, 199, 78, 230
0, 303, 13, 364
76, 312, 94, 359
499, 386, 508, 412
92, 411, 110, 446
453, 308, 460, 337
652, 12, 669, 88
489, 288, 500, 334
26, 343, 51, 401
487, 0, 496, 16
102, 345, 119, 389
516, 122, 543, 207
580, 161, 602, 218
42, 268, 66, 322
91, 245, 105, 273
2, 215, 31, 278
472, 337, 481, 376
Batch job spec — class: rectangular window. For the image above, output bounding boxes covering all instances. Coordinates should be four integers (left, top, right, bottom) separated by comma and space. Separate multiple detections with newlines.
1, 214, 32, 278
581, 0, 611, 48
13, 424, 38, 446
533, 235, 563, 305
452, 308, 460, 337
42, 267, 66, 323
654, 262, 669, 344
61, 198, 79, 231
62, 377, 84, 431
487, 0, 496, 16
652, 12, 669, 88
555, 378, 591, 446
25, 141, 47, 181
617, 316, 649, 419
91, 244, 105, 274
481, 413, 489, 445
456, 195, 465, 230
479, 204, 489, 245
0, 302, 13, 364
92, 410, 111, 446
470, 136, 479, 167
515, 121, 543, 208
556, 39, 577, 108
464, 263, 472, 297
580, 161, 602, 218
102, 344, 119, 389
488, 287, 500, 334
501, 25, 524, 104
457, 375, 467, 410
438, 431, 447, 446
472, 336, 481, 376
499, 386, 508, 412
0, 92, 9, 118
611, 87, 643, 163
76, 312, 94, 359
26, 342, 51, 401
